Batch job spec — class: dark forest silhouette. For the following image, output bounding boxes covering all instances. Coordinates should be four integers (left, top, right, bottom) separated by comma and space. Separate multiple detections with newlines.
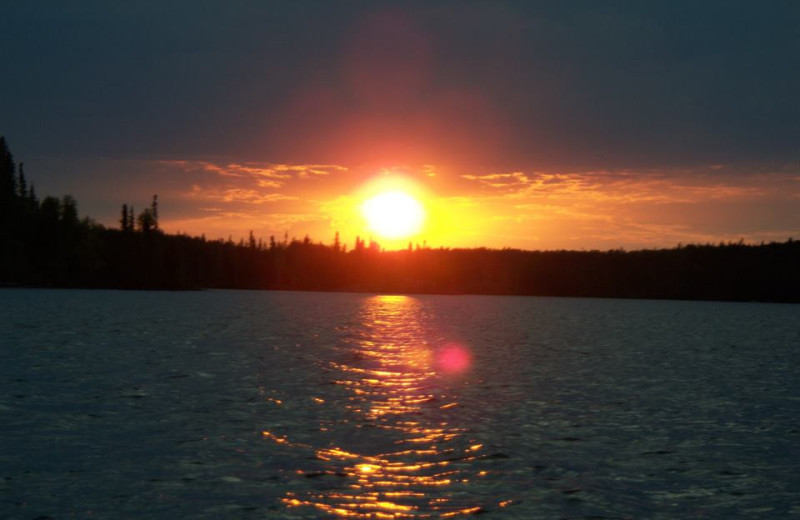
2, 137, 799, 302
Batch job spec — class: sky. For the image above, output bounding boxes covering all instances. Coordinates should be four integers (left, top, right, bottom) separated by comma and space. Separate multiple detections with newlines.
2, 1, 798, 250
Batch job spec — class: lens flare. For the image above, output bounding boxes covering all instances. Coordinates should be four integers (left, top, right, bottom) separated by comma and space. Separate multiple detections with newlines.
436, 343, 472, 374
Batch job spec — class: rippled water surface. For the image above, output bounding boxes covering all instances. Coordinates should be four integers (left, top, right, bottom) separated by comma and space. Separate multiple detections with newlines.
1, 289, 799, 519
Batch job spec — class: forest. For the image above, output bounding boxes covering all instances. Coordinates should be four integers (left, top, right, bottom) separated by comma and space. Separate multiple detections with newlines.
2, 137, 799, 302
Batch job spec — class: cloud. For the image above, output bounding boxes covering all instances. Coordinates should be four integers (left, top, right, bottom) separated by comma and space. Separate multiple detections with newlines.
453, 167, 799, 249
257, 179, 283, 188
160, 160, 347, 184
421, 164, 437, 177
461, 172, 531, 191
460, 169, 776, 205
161, 159, 353, 213
186, 185, 298, 205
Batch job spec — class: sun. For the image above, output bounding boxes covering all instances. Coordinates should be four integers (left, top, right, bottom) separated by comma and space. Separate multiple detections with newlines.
362, 190, 426, 240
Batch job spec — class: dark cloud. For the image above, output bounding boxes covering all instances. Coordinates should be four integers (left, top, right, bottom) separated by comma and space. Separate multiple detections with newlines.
2, 1, 798, 170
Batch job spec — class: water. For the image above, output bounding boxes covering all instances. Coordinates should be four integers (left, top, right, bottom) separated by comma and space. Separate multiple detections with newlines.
1, 289, 798, 519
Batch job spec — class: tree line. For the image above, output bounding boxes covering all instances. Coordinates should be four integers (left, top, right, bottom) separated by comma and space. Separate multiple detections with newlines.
1, 136, 799, 302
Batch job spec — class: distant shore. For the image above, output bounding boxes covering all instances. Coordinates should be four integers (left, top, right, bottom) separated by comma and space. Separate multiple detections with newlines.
2, 237, 799, 304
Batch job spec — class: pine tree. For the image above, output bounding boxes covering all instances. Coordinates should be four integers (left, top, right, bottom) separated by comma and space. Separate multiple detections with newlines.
40, 196, 61, 224
137, 207, 155, 233
0, 137, 17, 213
18, 162, 27, 199
151, 194, 159, 231
28, 183, 38, 209
121, 204, 129, 231
61, 195, 78, 227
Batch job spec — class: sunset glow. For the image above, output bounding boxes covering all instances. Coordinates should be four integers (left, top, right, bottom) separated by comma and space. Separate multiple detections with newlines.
97, 159, 797, 252
362, 191, 425, 240
4, 3, 798, 252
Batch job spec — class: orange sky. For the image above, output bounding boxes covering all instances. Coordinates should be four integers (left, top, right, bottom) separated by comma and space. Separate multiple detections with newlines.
126, 159, 797, 251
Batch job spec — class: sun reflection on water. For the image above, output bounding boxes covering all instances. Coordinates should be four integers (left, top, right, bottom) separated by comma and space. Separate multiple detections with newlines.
264, 295, 498, 517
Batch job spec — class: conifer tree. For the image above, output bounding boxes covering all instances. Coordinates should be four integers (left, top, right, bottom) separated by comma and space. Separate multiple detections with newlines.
28, 183, 37, 209
40, 196, 61, 224
137, 207, 156, 233
0, 137, 17, 215
18, 162, 27, 199
121, 204, 129, 231
61, 196, 78, 227
151, 194, 159, 231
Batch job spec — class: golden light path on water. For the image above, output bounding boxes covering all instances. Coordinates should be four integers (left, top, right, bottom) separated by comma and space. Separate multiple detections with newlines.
262, 295, 510, 517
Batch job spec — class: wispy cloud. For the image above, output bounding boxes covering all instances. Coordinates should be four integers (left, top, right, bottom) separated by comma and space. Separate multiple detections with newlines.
186, 185, 298, 204
159, 160, 351, 216
160, 160, 347, 185
461, 171, 531, 191
454, 168, 799, 249
462, 169, 772, 205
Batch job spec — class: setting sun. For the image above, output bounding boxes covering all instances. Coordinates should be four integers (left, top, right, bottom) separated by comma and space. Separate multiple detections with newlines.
362, 191, 426, 240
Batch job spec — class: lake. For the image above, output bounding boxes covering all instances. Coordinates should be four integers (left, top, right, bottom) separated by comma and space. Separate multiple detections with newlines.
1, 289, 798, 519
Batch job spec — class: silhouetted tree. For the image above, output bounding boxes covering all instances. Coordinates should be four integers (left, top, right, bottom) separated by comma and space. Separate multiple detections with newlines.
120, 204, 130, 231
0, 137, 17, 246
40, 196, 61, 222
61, 195, 78, 228
137, 207, 156, 233
0, 137, 15, 203
17, 162, 27, 199
27, 183, 38, 211
150, 194, 159, 231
